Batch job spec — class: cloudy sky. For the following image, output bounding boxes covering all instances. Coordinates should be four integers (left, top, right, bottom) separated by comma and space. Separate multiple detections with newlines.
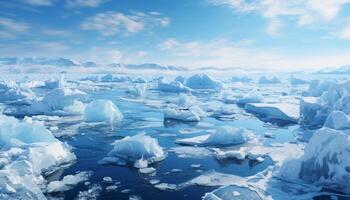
1, 0, 350, 70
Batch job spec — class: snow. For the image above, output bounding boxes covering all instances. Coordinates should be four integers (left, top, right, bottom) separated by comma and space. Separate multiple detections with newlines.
164, 107, 201, 122
157, 79, 190, 93
103, 134, 166, 168
245, 103, 300, 123
47, 171, 91, 193
280, 127, 350, 194
258, 76, 281, 84
84, 99, 123, 123
185, 74, 223, 89
323, 110, 350, 130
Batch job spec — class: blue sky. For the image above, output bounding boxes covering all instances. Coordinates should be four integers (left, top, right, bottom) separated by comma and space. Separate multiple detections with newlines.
1, 0, 350, 70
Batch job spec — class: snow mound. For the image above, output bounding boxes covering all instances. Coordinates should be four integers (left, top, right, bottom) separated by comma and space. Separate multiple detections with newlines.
258, 76, 281, 84
323, 110, 350, 130
245, 103, 299, 123
84, 100, 123, 123
176, 126, 252, 146
157, 79, 190, 93
280, 127, 350, 194
185, 74, 223, 89
102, 134, 166, 167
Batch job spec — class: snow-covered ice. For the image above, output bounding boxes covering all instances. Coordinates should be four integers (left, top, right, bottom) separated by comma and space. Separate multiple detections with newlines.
245, 103, 300, 123
185, 74, 223, 89
84, 99, 123, 123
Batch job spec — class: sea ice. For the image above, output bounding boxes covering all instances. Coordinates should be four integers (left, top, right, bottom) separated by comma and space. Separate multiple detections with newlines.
157, 79, 190, 93
47, 171, 91, 193
258, 76, 281, 84
323, 110, 350, 130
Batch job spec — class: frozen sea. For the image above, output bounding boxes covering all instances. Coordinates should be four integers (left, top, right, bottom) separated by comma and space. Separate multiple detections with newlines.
1, 73, 349, 200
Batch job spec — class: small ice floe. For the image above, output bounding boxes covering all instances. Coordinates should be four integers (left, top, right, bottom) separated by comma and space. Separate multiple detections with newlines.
236, 93, 263, 106
84, 99, 123, 123
264, 132, 275, 138
280, 127, 350, 194
157, 79, 190, 93
190, 164, 201, 169
323, 110, 350, 130
102, 176, 113, 183
232, 191, 241, 196
120, 189, 132, 194
185, 74, 223, 90
258, 76, 281, 84
139, 167, 156, 174
0, 81, 36, 104
129, 195, 143, 200
76, 184, 102, 200
170, 146, 213, 158
245, 103, 299, 123
47, 171, 92, 193
171, 168, 183, 173
164, 107, 201, 122
149, 179, 160, 185
101, 134, 166, 168
106, 185, 118, 192
176, 126, 252, 147
154, 183, 177, 191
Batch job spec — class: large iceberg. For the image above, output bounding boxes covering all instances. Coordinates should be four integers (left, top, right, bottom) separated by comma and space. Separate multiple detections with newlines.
84, 99, 123, 123
0, 114, 76, 199
245, 103, 299, 123
323, 110, 350, 130
280, 127, 350, 194
185, 74, 223, 90
102, 134, 166, 168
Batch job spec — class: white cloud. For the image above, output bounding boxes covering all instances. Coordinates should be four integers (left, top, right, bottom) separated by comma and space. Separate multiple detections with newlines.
208, 0, 350, 35
0, 17, 30, 40
66, 0, 107, 8
22, 0, 55, 6
339, 23, 350, 39
158, 38, 350, 71
81, 11, 170, 36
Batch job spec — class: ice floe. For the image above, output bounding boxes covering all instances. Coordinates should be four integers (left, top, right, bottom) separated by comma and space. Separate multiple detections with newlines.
185, 74, 223, 90
47, 171, 91, 193
157, 79, 190, 93
258, 76, 281, 84
245, 103, 299, 123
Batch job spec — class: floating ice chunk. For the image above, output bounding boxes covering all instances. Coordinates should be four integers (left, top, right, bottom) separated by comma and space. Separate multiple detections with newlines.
245, 103, 299, 123
102, 176, 113, 183
127, 84, 146, 98
190, 164, 201, 169
139, 167, 156, 174
299, 97, 327, 128
185, 74, 223, 90
158, 79, 190, 93
177, 126, 251, 146
106, 185, 118, 192
47, 171, 91, 193
104, 134, 165, 168
258, 76, 281, 84
164, 107, 201, 122
323, 110, 350, 130
204, 126, 249, 146
120, 189, 131, 193
41, 77, 66, 89
149, 179, 160, 185
264, 132, 275, 138
129, 195, 143, 200
280, 127, 350, 194
133, 158, 148, 169
236, 93, 263, 106
154, 183, 177, 191
76, 184, 102, 200
84, 99, 123, 123
170, 146, 213, 158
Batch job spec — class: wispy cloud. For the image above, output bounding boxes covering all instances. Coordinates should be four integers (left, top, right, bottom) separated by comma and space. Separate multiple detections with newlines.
66, 0, 108, 8
208, 0, 350, 35
21, 0, 55, 6
81, 11, 170, 36
0, 17, 30, 40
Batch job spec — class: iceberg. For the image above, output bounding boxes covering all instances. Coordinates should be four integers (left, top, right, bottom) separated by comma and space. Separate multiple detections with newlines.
280, 127, 350, 194
84, 99, 123, 123
245, 103, 299, 123
102, 134, 166, 168
323, 110, 350, 130
258, 76, 281, 84
157, 79, 190, 93
0, 81, 36, 104
185, 74, 223, 89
